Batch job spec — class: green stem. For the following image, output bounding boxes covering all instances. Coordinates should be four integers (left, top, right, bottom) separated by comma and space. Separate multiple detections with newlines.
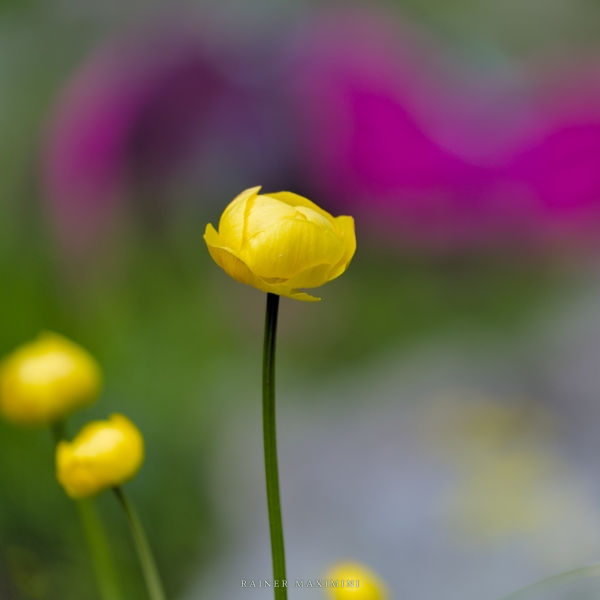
497, 562, 600, 600
263, 292, 287, 599
113, 487, 167, 600
51, 422, 122, 600
76, 500, 123, 600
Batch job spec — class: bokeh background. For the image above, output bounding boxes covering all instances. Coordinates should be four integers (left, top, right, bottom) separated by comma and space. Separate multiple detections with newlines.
3, 0, 600, 598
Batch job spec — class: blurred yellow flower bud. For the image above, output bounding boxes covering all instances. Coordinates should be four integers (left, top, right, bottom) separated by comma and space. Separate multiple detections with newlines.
204, 186, 356, 301
56, 414, 145, 499
324, 562, 389, 600
0, 332, 102, 426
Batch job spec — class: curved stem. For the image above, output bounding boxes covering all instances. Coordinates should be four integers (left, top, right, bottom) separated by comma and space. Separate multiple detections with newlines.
113, 487, 167, 600
263, 293, 287, 599
51, 422, 122, 600
497, 562, 600, 600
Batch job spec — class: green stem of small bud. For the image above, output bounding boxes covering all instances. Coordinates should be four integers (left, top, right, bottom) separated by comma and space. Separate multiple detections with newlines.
114, 487, 167, 600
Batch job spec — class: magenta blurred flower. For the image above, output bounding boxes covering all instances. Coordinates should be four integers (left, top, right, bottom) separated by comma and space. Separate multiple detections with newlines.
44, 7, 600, 258
43, 21, 290, 256
286, 10, 513, 251
504, 69, 600, 249
287, 8, 600, 253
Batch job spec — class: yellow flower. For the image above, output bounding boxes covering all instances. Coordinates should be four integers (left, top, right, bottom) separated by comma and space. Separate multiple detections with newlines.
324, 562, 389, 600
56, 414, 145, 499
0, 332, 102, 426
204, 186, 356, 301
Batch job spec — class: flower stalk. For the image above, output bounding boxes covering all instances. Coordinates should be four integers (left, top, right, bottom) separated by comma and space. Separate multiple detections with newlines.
76, 499, 123, 600
263, 292, 287, 600
114, 487, 167, 600
205, 188, 355, 598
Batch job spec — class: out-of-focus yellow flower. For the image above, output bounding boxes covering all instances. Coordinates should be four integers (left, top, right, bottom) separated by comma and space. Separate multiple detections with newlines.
56, 414, 144, 499
0, 332, 102, 426
204, 186, 356, 301
324, 562, 389, 600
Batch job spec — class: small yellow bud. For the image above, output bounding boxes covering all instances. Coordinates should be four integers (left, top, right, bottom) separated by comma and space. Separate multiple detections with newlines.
56, 414, 145, 499
324, 562, 389, 600
204, 186, 356, 301
0, 332, 102, 426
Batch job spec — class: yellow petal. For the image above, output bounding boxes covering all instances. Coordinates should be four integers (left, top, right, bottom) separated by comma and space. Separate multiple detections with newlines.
284, 289, 321, 302
265, 191, 339, 229
240, 217, 345, 280
239, 194, 299, 243
204, 224, 320, 301
205, 224, 265, 289
284, 263, 332, 289
218, 186, 262, 254
327, 216, 356, 281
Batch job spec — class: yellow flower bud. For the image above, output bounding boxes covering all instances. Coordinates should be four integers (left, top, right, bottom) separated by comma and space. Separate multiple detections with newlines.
324, 562, 389, 600
204, 186, 356, 301
56, 414, 145, 499
0, 332, 102, 426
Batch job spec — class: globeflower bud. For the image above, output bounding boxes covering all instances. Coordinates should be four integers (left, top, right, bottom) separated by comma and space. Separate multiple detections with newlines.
204, 186, 356, 301
0, 332, 102, 426
56, 414, 145, 499
325, 562, 389, 600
